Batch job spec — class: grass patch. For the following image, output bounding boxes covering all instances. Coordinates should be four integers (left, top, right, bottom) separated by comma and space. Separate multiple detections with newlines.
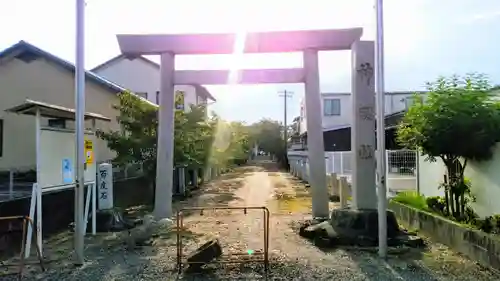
390, 191, 500, 235
392, 191, 428, 211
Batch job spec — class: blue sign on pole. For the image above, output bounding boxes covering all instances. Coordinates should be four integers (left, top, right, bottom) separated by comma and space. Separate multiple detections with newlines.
62, 158, 73, 184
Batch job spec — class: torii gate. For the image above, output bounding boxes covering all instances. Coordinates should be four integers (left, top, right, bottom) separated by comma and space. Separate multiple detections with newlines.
116, 28, 377, 219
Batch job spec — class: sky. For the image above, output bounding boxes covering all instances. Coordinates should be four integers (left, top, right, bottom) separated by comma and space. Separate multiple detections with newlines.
1, 0, 500, 124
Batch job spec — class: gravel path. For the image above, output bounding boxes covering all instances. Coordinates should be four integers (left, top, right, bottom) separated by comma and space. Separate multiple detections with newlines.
3, 161, 500, 280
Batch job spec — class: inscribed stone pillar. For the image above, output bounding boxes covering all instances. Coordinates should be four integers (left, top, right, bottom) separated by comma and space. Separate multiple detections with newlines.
350, 41, 377, 210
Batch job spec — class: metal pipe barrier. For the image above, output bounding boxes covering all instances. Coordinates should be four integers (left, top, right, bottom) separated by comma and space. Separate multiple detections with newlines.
0, 215, 45, 280
176, 206, 270, 273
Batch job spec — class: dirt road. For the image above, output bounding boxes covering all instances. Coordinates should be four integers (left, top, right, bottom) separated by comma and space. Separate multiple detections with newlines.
10, 161, 500, 281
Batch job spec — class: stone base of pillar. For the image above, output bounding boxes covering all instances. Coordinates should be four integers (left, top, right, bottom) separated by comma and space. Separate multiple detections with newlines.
299, 208, 423, 249
328, 208, 401, 245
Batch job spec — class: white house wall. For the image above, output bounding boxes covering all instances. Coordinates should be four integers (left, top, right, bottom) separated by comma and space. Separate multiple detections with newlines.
92, 57, 198, 109
418, 144, 500, 217
300, 92, 418, 133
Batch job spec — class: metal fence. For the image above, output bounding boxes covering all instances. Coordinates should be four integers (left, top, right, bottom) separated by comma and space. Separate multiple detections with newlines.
0, 162, 145, 202
289, 149, 418, 193
0, 166, 35, 201
98, 160, 145, 182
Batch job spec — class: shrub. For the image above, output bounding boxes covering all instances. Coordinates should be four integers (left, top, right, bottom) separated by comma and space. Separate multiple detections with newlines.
426, 196, 446, 214
392, 191, 500, 235
478, 216, 494, 233
463, 206, 479, 224
493, 215, 500, 233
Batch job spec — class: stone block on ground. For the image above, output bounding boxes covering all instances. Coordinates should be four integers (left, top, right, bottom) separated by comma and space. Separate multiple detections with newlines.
186, 238, 223, 272
126, 215, 173, 249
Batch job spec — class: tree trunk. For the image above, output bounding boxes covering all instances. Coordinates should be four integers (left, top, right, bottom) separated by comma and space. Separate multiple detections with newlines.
449, 189, 456, 216
460, 194, 465, 218
149, 180, 156, 205
446, 159, 460, 217
443, 174, 450, 215
454, 193, 461, 218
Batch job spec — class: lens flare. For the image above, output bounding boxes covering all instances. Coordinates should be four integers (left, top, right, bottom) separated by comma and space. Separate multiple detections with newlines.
207, 30, 247, 166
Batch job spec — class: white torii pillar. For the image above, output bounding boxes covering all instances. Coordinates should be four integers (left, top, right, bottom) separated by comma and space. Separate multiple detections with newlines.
304, 49, 329, 218
155, 53, 175, 219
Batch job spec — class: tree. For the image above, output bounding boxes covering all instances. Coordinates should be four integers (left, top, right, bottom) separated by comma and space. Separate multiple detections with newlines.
397, 74, 500, 218
289, 116, 301, 136
97, 91, 250, 190
209, 120, 251, 166
96, 91, 159, 184
247, 118, 288, 165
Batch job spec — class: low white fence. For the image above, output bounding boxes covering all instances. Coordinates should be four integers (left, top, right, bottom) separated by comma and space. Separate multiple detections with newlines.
288, 150, 418, 193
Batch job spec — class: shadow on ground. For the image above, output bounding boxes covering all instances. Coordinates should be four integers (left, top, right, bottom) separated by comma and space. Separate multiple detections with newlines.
346, 245, 498, 281
6, 226, 206, 280
344, 248, 439, 281
288, 212, 500, 280
173, 167, 254, 218
177, 261, 324, 280
0, 166, 261, 280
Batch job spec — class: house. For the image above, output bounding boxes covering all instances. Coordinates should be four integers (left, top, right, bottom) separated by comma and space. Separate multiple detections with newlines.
299, 91, 425, 134
91, 55, 216, 109
0, 41, 133, 170
296, 91, 425, 152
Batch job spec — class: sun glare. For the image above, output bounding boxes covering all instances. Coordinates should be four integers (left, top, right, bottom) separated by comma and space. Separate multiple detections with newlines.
208, 29, 248, 166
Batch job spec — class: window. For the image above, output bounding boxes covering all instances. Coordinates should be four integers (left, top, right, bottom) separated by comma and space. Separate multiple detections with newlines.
198, 95, 207, 105
0, 119, 3, 157
403, 97, 414, 110
156, 91, 160, 104
323, 99, 341, 116
48, 119, 66, 129
135, 92, 148, 99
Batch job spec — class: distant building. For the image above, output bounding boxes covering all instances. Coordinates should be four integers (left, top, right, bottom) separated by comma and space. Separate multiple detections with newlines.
0, 41, 127, 169
299, 91, 425, 134
297, 91, 425, 151
91, 55, 216, 110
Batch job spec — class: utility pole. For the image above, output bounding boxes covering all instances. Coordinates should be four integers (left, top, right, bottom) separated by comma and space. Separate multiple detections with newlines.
278, 90, 293, 151
74, 0, 86, 265
375, 0, 388, 258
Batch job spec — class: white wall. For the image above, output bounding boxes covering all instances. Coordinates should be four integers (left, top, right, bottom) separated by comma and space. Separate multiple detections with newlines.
92, 57, 200, 110
300, 91, 421, 133
418, 145, 500, 217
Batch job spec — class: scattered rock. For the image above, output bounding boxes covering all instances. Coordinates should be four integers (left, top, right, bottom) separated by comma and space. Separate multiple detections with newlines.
329, 195, 340, 202
126, 215, 173, 249
84, 208, 137, 233
311, 217, 329, 225
299, 223, 314, 239
396, 235, 425, 248
186, 238, 223, 272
